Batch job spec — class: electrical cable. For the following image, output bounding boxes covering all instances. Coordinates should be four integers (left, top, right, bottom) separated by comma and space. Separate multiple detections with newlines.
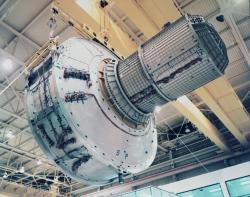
157, 111, 210, 173
0, 47, 49, 98
164, 120, 210, 173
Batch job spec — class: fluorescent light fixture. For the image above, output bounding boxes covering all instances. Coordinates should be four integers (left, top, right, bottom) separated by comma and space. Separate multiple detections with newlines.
177, 95, 188, 102
37, 159, 42, 165
185, 126, 191, 133
6, 131, 15, 139
50, 184, 58, 192
240, 180, 250, 185
54, 176, 59, 182
209, 188, 221, 192
3, 172, 8, 178
155, 106, 162, 113
2, 58, 13, 71
19, 166, 25, 173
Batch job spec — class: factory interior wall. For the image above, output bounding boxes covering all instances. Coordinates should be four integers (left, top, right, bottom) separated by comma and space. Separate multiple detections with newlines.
159, 161, 250, 197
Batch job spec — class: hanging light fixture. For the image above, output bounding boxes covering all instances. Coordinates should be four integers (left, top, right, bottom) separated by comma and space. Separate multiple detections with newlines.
19, 166, 25, 173
37, 159, 42, 165
3, 172, 8, 179
6, 131, 15, 139
2, 58, 13, 72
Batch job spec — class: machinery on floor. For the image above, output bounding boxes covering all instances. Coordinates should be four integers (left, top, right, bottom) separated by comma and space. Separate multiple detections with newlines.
25, 14, 228, 184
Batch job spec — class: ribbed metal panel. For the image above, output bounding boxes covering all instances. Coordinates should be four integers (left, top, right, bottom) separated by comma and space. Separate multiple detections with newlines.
118, 53, 151, 98
192, 20, 228, 71
104, 60, 150, 124
117, 53, 166, 113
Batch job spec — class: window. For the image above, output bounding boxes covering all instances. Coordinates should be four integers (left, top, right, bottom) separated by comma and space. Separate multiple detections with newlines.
226, 176, 250, 197
136, 187, 151, 197
178, 184, 224, 197
113, 187, 179, 197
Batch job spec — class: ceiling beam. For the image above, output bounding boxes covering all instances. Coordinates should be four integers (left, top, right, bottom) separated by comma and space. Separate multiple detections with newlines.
0, 47, 25, 66
0, 120, 30, 141
0, 0, 11, 13
111, 0, 182, 38
0, 0, 22, 20
107, 9, 142, 45
0, 20, 41, 49
0, 108, 27, 122
196, 77, 250, 147
74, 149, 250, 196
226, 15, 250, 66
0, 142, 52, 165
3, 1, 52, 50
0, 164, 69, 188
71, 145, 219, 195
53, 0, 138, 57
172, 96, 230, 151
109, 0, 159, 38
0, 178, 54, 196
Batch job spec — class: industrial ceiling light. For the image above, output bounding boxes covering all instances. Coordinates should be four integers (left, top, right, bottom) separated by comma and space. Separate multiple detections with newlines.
6, 131, 15, 139
37, 159, 42, 165
184, 125, 191, 133
177, 95, 187, 102
154, 106, 162, 113
2, 58, 13, 71
50, 184, 58, 193
3, 172, 8, 179
54, 175, 59, 182
19, 166, 25, 173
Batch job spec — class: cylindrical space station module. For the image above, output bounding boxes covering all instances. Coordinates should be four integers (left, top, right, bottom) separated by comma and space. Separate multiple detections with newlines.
25, 15, 228, 184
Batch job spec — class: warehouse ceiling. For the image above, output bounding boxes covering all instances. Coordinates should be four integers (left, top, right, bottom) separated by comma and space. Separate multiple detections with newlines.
0, 0, 249, 196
